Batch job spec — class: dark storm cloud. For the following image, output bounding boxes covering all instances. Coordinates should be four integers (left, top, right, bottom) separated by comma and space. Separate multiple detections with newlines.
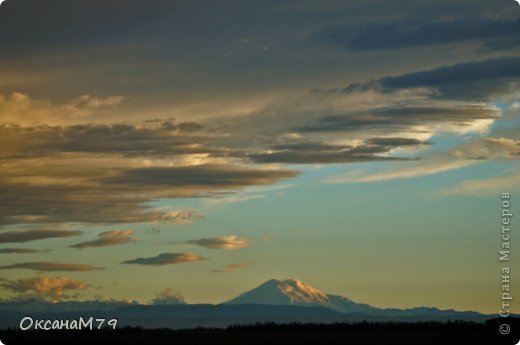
330, 17, 520, 51
122, 252, 206, 266
344, 57, 520, 100
0, 229, 82, 243
0, 262, 104, 272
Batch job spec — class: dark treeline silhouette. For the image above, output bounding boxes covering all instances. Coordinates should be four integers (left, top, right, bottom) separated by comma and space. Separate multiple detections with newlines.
1, 318, 518, 345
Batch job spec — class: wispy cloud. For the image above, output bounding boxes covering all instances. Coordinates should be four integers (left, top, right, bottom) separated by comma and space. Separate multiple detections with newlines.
0, 229, 82, 243
122, 252, 207, 266
0, 248, 51, 254
442, 171, 520, 196
71, 229, 134, 249
0, 262, 104, 272
205, 194, 266, 206
187, 236, 250, 250
211, 261, 250, 273
325, 160, 477, 184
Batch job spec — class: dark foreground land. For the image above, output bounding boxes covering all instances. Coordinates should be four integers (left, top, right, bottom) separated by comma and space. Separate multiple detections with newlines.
1, 318, 519, 345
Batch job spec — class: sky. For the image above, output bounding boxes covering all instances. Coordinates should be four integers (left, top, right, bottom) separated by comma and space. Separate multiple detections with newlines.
0, 0, 519, 314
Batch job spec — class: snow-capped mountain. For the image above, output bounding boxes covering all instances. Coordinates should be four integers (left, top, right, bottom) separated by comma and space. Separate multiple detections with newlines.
224, 278, 376, 314
224, 279, 330, 306
223, 278, 484, 318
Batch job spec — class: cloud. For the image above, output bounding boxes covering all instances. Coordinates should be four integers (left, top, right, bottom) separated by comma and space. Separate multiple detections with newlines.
325, 134, 520, 184
151, 209, 204, 224
0, 248, 50, 254
151, 288, 186, 305
0, 121, 297, 227
0, 93, 126, 125
0, 229, 82, 243
211, 261, 250, 273
122, 252, 207, 266
101, 165, 297, 189
441, 136, 520, 161
0, 276, 88, 302
0, 0, 180, 57
205, 194, 266, 206
443, 171, 520, 196
0, 122, 213, 158
331, 17, 520, 51
299, 105, 498, 134
249, 148, 400, 164
0, 262, 104, 272
187, 236, 250, 250
0, 124, 298, 226
325, 160, 477, 184
0, 0, 518, 246
248, 139, 423, 164
366, 138, 429, 147
71, 229, 134, 249
344, 57, 520, 101
66, 94, 125, 110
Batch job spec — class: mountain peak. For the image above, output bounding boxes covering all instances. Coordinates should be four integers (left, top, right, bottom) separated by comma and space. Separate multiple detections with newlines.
223, 278, 382, 314
224, 278, 331, 307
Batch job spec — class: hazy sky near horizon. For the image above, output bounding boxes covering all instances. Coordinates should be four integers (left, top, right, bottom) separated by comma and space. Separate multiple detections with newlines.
0, 0, 519, 314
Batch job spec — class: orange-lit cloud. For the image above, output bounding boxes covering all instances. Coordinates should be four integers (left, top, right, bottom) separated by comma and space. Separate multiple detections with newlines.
0, 276, 89, 301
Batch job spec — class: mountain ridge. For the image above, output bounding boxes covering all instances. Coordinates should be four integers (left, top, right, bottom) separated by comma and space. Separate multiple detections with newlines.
0, 278, 491, 329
